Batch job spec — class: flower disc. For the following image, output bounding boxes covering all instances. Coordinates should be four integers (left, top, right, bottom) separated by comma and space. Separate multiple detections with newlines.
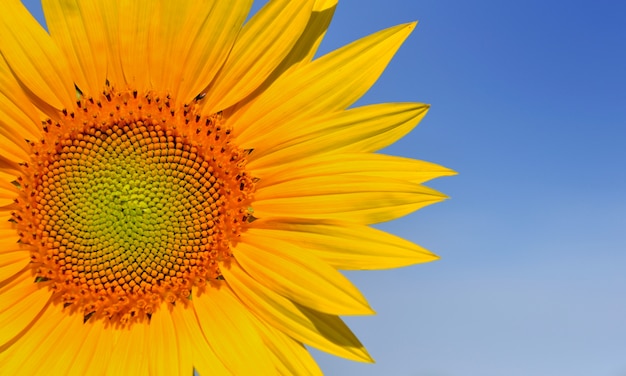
16, 90, 254, 326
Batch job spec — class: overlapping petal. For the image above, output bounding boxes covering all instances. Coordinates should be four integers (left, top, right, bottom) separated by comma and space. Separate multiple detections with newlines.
0, 56, 42, 141
170, 304, 231, 375
248, 221, 439, 270
193, 285, 275, 374
0, 302, 81, 374
42, 0, 108, 96
0, 272, 50, 349
106, 321, 149, 375
255, 152, 456, 187
147, 309, 192, 376
235, 234, 373, 314
145, 0, 252, 101
251, 314, 323, 376
202, 0, 315, 112
254, 174, 447, 224
222, 260, 373, 362
231, 22, 417, 143
244, 102, 430, 169
0, 0, 75, 110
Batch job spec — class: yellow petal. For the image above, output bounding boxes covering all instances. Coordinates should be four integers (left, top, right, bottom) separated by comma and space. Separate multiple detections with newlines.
106, 322, 149, 375
42, 0, 108, 96
89, 0, 123, 88
148, 309, 191, 376
170, 303, 231, 376
0, 154, 23, 176
0, 215, 16, 230
0, 250, 29, 283
251, 219, 439, 270
0, 0, 75, 110
250, 312, 323, 376
0, 303, 85, 374
194, 285, 275, 374
245, 102, 429, 166
222, 0, 337, 116
280, 0, 338, 68
256, 152, 456, 186
222, 261, 372, 362
64, 320, 114, 376
0, 113, 37, 158
253, 175, 447, 224
0, 178, 18, 206
144, 0, 186, 92
0, 134, 30, 164
0, 228, 20, 250
115, 0, 157, 90
175, 0, 254, 103
0, 234, 28, 282
36, 313, 94, 375
0, 271, 50, 348
235, 236, 373, 315
231, 22, 416, 143
202, 0, 314, 112
0, 55, 42, 140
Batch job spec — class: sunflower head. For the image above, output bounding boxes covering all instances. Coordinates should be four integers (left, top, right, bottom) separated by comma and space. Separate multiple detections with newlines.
0, 0, 454, 374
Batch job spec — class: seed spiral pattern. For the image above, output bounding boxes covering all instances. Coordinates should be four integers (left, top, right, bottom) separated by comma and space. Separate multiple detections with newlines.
14, 89, 254, 326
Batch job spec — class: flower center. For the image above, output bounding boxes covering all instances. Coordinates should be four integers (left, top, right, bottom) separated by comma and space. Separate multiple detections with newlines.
14, 89, 254, 327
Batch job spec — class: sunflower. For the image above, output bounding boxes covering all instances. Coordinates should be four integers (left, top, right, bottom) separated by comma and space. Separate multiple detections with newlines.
0, 0, 454, 374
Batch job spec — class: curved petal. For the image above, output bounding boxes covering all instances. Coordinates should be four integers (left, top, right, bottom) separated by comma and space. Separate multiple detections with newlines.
0, 228, 20, 249
0, 178, 19, 206
0, 250, 29, 282
235, 235, 373, 315
175, 0, 253, 103
106, 321, 149, 375
222, 260, 372, 362
0, 303, 87, 374
170, 302, 231, 376
202, 0, 314, 113
0, 55, 42, 140
231, 22, 416, 142
275, 0, 338, 69
245, 102, 428, 167
42, 0, 108, 95
0, 213, 16, 230
250, 219, 438, 270
251, 312, 323, 376
0, 229, 28, 282
0, 113, 38, 158
148, 308, 191, 376
107, 0, 158, 91
253, 175, 447, 224
193, 285, 275, 374
256, 152, 456, 187
0, 156, 23, 176
63, 319, 114, 376
0, 0, 75, 110
0, 133, 30, 164
220, 0, 338, 118
0, 271, 50, 348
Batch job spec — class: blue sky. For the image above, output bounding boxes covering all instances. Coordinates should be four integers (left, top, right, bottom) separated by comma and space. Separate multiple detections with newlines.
22, 1, 626, 375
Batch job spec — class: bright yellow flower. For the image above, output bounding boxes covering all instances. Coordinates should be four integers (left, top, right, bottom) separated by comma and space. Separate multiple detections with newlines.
0, 0, 454, 374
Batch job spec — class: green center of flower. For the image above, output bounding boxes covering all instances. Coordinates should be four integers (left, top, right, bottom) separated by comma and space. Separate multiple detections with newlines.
16, 89, 254, 326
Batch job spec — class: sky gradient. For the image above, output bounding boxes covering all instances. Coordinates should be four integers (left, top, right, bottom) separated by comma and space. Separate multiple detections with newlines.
22, 1, 626, 375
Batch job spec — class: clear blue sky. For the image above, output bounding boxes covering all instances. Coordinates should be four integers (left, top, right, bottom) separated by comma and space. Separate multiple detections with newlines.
23, 1, 626, 375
